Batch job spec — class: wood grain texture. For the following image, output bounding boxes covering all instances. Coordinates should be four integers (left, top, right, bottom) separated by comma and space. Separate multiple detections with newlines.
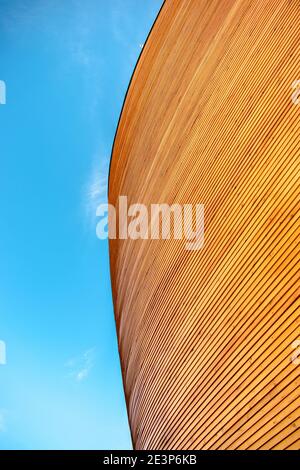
109, 0, 300, 450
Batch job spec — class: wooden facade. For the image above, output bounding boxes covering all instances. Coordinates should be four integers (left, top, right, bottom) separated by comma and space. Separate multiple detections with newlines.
109, 0, 300, 449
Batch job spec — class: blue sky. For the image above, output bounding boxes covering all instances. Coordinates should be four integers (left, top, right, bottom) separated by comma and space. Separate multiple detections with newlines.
0, 0, 162, 450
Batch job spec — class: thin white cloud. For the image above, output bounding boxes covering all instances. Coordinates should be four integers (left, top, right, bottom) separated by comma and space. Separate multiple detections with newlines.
65, 2, 106, 117
83, 157, 109, 227
70, 38, 92, 68
65, 348, 96, 382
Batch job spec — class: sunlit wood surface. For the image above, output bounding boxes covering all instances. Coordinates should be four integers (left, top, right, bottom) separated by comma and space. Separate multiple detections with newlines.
109, 0, 300, 450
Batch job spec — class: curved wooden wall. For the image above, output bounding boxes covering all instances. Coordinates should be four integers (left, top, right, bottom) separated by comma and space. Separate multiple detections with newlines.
109, 0, 300, 450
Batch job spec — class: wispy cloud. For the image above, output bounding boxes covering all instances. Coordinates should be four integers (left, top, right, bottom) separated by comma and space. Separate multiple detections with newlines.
83, 157, 109, 227
65, 348, 96, 382
65, 2, 107, 118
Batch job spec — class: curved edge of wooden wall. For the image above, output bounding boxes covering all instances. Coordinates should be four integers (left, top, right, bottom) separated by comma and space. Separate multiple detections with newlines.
109, 0, 300, 450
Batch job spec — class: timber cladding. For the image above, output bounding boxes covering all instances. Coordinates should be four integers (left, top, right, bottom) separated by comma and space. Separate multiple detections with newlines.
108, 0, 300, 450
